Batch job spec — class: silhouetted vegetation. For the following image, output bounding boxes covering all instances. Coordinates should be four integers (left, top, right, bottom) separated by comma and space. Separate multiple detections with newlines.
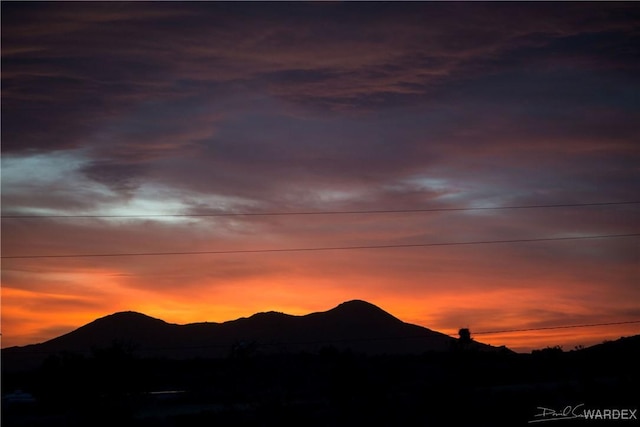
3, 308, 637, 426
3, 336, 638, 427
458, 328, 471, 343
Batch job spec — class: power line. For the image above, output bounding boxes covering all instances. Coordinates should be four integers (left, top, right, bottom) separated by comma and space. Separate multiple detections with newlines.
2, 233, 638, 259
2, 201, 639, 219
473, 320, 640, 335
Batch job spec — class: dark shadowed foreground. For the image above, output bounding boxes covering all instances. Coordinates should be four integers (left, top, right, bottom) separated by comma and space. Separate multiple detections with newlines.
2, 301, 638, 426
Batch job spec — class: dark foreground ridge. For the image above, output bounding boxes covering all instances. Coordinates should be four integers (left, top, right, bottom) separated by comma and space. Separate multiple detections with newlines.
2, 303, 638, 427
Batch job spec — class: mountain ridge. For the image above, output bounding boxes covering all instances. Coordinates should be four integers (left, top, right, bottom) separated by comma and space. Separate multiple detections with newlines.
2, 300, 504, 370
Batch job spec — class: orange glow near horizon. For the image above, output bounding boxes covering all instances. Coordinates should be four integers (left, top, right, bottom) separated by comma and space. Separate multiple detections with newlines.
3, 260, 638, 352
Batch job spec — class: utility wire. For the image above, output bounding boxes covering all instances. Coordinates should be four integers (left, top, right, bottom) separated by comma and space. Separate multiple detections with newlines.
2, 233, 638, 259
472, 320, 640, 335
2, 201, 639, 219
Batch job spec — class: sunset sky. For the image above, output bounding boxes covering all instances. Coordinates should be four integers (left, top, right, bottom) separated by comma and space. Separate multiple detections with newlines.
2, 2, 639, 353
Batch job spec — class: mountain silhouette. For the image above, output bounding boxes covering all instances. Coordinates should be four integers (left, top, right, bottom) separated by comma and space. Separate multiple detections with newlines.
2, 300, 503, 370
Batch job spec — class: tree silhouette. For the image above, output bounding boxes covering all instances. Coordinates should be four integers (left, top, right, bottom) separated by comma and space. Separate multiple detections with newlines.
458, 328, 472, 345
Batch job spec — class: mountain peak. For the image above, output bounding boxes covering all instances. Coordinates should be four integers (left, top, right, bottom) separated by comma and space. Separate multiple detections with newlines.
243, 310, 293, 322
95, 311, 166, 324
68, 311, 169, 338
336, 299, 380, 309
109, 310, 154, 318
333, 299, 390, 313
326, 300, 401, 323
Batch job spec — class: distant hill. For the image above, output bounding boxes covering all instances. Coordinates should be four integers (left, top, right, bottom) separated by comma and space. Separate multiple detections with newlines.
577, 334, 640, 357
2, 300, 503, 370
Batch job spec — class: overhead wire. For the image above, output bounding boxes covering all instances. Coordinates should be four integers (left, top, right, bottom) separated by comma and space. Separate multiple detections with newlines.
472, 320, 640, 335
2, 233, 639, 259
